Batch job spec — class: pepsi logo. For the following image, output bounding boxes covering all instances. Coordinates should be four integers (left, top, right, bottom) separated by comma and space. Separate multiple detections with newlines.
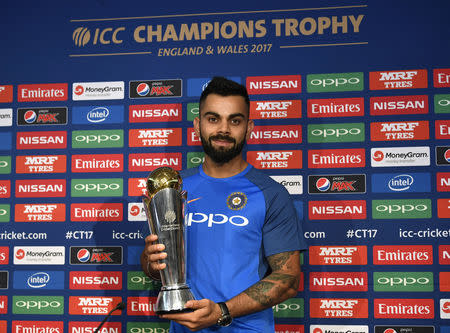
24, 110, 37, 123
74, 85, 84, 96
445, 149, 450, 163
77, 248, 90, 262
15, 249, 25, 260
136, 83, 150, 97
383, 329, 397, 333
373, 150, 384, 162
316, 177, 331, 192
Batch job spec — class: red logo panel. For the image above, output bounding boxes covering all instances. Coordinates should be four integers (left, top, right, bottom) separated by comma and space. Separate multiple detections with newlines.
17, 131, 67, 149
440, 272, 450, 291
247, 75, 302, 94
370, 121, 429, 141
127, 296, 157, 316
69, 271, 122, 289
437, 173, 450, 192
12, 322, 63, 332
15, 203, 65, 222
247, 150, 302, 169
0, 247, 8, 264
310, 298, 368, 318
309, 200, 366, 220
436, 120, 450, 139
250, 100, 301, 119
373, 245, 433, 265
438, 199, 450, 218
308, 149, 365, 168
440, 245, 450, 264
129, 128, 182, 147
374, 299, 434, 318
370, 70, 427, 90
0, 85, 13, 103
71, 203, 123, 222
128, 153, 182, 172
128, 178, 147, 196
434, 68, 450, 87
71, 154, 123, 173
16, 155, 66, 174
307, 97, 364, 118
15, 179, 66, 198
0, 180, 10, 198
248, 125, 302, 144
18, 83, 68, 102
129, 103, 182, 122
309, 272, 368, 291
69, 296, 122, 315
370, 95, 428, 115
309, 246, 367, 265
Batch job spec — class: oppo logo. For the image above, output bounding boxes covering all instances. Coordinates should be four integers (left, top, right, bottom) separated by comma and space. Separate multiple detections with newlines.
310, 77, 360, 87
185, 212, 249, 227
0, 161, 8, 168
311, 127, 361, 138
438, 99, 450, 106
273, 302, 302, 312
377, 277, 430, 286
15, 300, 61, 309
74, 134, 121, 143
189, 156, 204, 164
0, 209, 7, 216
130, 276, 152, 285
375, 204, 428, 213
129, 328, 169, 333
74, 183, 120, 192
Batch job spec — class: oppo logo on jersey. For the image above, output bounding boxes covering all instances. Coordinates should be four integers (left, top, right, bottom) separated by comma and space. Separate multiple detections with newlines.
185, 212, 249, 227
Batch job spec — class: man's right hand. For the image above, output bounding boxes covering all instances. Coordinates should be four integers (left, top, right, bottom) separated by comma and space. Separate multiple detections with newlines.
141, 234, 167, 277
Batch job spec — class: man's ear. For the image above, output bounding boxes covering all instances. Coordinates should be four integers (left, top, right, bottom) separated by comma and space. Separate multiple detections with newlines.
193, 116, 200, 137
246, 119, 254, 141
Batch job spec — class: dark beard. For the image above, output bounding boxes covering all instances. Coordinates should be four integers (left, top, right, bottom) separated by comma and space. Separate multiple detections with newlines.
200, 132, 246, 164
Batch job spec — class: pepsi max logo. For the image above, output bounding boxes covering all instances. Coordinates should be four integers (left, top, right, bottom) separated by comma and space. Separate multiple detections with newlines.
436, 146, 450, 165
129, 79, 182, 99
309, 175, 366, 194
18, 107, 68, 126
375, 326, 434, 333
70, 246, 122, 265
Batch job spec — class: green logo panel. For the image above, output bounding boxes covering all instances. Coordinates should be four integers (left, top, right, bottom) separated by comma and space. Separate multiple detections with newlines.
0, 156, 11, 174
13, 296, 64, 315
372, 199, 431, 219
374, 272, 433, 292
127, 322, 170, 333
127, 271, 161, 290
187, 152, 204, 169
71, 178, 123, 197
307, 72, 364, 92
72, 129, 124, 148
273, 298, 304, 318
187, 103, 199, 121
434, 94, 450, 113
0, 204, 10, 222
308, 123, 365, 143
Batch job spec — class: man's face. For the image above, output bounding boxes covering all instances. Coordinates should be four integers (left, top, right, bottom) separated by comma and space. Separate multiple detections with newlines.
194, 94, 253, 164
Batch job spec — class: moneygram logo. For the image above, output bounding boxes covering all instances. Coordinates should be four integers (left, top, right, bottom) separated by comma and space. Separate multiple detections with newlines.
128, 153, 182, 172
270, 175, 303, 195
72, 81, 124, 101
309, 200, 366, 220
70, 246, 123, 265
18, 83, 68, 102
307, 97, 364, 118
308, 149, 365, 168
69, 271, 122, 290
129, 128, 182, 147
247, 75, 301, 94
129, 80, 182, 98
13, 296, 64, 315
308, 123, 364, 143
309, 246, 367, 265
15, 203, 65, 222
371, 146, 430, 167
372, 199, 431, 219
373, 272, 433, 292
370, 121, 429, 141
307, 72, 364, 93
370, 69, 427, 90
17, 107, 67, 126
272, 298, 304, 318
129, 103, 182, 122
71, 154, 123, 173
128, 202, 146, 221
250, 100, 301, 119
309, 272, 368, 292
311, 325, 368, 333
310, 298, 368, 318
371, 173, 430, 193
71, 203, 122, 222
370, 95, 428, 115
247, 150, 302, 169
0, 108, 12, 127
434, 68, 450, 87
17, 131, 67, 150
373, 245, 433, 265
16, 155, 66, 174
72, 129, 124, 149
69, 296, 122, 315
374, 299, 434, 318
248, 125, 302, 144
71, 178, 123, 197
15, 179, 66, 198
14, 247, 65, 265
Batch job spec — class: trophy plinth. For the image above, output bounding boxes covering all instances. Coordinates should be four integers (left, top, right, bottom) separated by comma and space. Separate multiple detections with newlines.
143, 167, 195, 314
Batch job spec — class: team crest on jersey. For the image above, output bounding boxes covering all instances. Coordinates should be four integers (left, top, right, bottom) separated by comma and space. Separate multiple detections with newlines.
227, 192, 247, 210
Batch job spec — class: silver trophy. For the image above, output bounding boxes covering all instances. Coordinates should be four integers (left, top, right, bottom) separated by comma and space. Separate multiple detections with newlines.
142, 167, 195, 314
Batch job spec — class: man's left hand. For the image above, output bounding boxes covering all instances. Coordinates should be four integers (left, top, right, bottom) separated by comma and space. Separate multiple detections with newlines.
159, 299, 221, 331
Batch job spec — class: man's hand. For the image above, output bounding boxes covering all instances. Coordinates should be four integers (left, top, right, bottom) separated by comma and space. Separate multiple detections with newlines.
141, 234, 166, 278
159, 299, 222, 332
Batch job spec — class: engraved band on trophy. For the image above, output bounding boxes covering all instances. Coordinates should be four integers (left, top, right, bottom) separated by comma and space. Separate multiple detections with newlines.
142, 167, 195, 314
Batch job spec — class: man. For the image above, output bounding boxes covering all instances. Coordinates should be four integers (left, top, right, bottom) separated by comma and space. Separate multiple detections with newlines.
141, 76, 306, 332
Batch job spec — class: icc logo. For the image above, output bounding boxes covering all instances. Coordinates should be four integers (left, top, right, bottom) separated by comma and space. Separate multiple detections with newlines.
72, 26, 126, 47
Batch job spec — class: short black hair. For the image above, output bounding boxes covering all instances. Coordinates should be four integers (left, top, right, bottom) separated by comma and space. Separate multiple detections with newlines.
199, 76, 250, 113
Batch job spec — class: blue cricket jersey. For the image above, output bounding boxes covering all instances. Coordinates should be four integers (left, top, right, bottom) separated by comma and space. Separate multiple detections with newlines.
170, 164, 306, 332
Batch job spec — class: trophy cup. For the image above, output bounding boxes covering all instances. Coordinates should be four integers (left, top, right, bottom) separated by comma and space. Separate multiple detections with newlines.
142, 167, 195, 314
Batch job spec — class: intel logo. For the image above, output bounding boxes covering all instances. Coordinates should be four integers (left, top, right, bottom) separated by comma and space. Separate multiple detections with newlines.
87, 107, 109, 123
27, 272, 50, 288
388, 174, 414, 191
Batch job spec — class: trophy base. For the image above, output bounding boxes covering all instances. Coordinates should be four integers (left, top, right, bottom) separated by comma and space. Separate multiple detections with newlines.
155, 285, 195, 315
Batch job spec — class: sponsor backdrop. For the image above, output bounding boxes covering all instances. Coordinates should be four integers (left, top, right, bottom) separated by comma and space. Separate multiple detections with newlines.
0, 0, 449, 332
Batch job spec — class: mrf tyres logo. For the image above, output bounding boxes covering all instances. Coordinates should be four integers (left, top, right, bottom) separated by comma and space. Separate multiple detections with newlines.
250, 100, 301, 119
307, 72, 363, 93
69, 296, 122, 315
130, 80, 182, 98
370, 69, 428, 90
70, 246, 123, 265
309, 246, 367, 265
371, 146, 430, 167
247, 150, 302, 169
372, 199, 431, 219
15, 203, 66, 222
370, 121, 429, 141
16, 155, 66, 174
308, 174, 366, 194
310, 298, 368, 318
